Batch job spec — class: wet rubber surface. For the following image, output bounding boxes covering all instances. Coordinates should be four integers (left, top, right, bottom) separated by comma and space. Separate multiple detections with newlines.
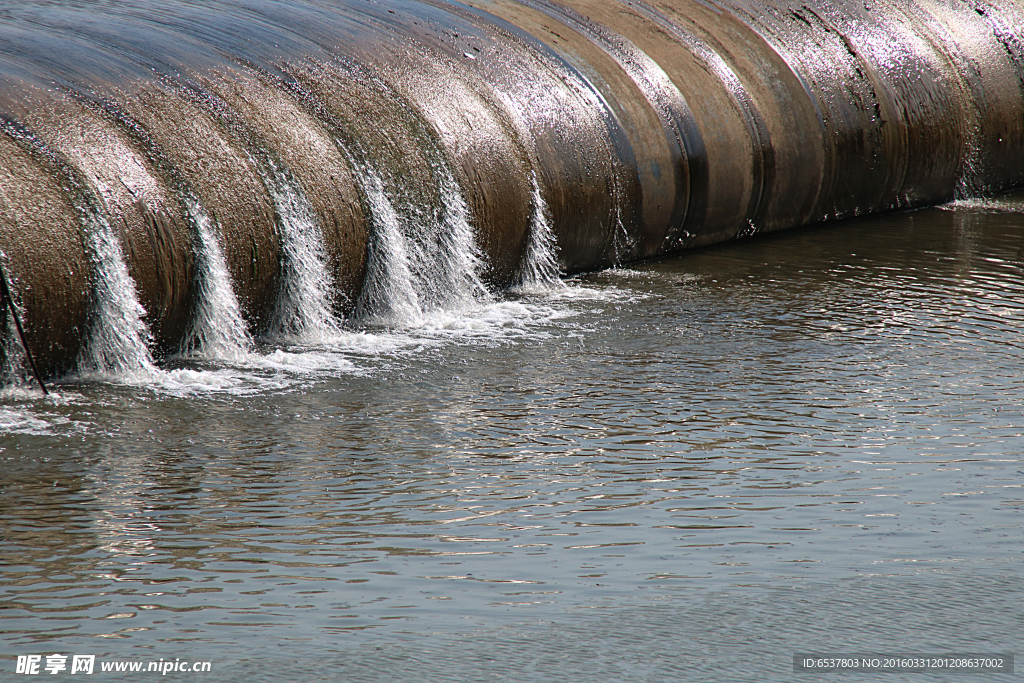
3, 0, 1024, 372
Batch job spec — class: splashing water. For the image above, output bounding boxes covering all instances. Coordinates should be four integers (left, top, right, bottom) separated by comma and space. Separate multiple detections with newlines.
512, 173, 563, 292
261, 161, 343, 343
378, 160, 489, 316
180, 198, 253, 362
427, 160, 490, 309
347, 134, 492, 327
955, 122, 983, 200
354, 167, 423, 327
0, 314, 33, 389
76, 212, 159, 379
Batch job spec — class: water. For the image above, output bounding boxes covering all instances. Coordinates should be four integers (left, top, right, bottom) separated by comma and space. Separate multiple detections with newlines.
511, 173, 563, 292
354, 166, 428, 326
1, 195, 1023, 681
353, 157, 488, 327
262, 162, 343, 344
179, 198, 254, 363
75, 212, 158, 381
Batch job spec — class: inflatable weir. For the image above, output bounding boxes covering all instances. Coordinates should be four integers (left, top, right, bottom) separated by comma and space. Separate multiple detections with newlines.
1, 0, 1024, 379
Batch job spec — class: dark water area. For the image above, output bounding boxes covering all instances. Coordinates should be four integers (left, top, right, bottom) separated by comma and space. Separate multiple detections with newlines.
2, 196, 1023, 681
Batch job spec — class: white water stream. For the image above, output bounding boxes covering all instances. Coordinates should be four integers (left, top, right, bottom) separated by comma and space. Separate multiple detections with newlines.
76, 212, 159, 380
262, 162, 343, 343
353, 157, 493, 326
512, 172, 564, 292
354, 166, 424, 327
179, 197, 254, 363
426, 160, 490, 309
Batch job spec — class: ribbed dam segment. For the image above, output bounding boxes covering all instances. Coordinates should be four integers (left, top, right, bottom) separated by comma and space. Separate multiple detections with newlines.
1, 0, 1023, 379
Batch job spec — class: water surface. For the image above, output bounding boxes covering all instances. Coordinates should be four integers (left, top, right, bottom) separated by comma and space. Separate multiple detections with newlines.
2, 196, 1023, 681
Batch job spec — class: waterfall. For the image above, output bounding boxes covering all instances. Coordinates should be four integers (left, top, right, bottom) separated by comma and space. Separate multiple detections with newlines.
428, 161, 490, 309
76, 212, 159, 379
2, 0, 1023, 379
353, 156, 489, 327
0, 313, 31, 390
354, 167, 423, 327
261, 162, 343, 343
0, 255, 31, 390
180, 197, 254, 362
511, 173, 563, 292
955, 122, 983, 200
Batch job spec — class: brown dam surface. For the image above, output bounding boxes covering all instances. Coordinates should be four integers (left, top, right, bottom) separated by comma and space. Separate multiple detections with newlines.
1, 0, 1024, 377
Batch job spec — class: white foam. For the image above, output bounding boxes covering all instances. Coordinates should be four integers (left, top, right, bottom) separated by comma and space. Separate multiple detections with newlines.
941, 195, 1024, 213
510, 172, 564, 294
542, 281, 640, 304
0, 405, 76, 436
76, 212, 158, 378
137, 367, 292, 396
260, 161, 343, 344
179, 196, 254, 362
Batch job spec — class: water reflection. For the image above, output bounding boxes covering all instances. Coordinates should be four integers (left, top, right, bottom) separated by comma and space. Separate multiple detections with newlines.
1, 197, 1022, 679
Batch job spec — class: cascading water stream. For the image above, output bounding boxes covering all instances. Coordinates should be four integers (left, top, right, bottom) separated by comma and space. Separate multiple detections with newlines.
76, 211, 159, 380
261, 161, 344, 343
351, 149, 492, 327
354, 166, 424, 327
0, 314, 32, 390
179, 198, 254, 362
0, 255, 34, 391
512, 173, 564, 292
428, 161, 490, 309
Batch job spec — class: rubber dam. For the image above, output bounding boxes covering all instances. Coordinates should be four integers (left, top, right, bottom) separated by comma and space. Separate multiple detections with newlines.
1, 0, 1023, 380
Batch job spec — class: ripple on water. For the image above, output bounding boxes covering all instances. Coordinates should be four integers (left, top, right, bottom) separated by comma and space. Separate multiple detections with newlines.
1, 199, 1023, 680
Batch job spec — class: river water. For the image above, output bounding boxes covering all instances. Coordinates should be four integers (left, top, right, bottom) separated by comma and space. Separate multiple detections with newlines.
1, 195, 1022, 681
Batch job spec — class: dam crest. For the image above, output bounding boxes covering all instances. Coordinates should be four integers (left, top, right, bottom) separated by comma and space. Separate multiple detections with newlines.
1, 0, 1023, 381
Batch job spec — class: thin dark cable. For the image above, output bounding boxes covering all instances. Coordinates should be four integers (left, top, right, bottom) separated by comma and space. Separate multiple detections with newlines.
0, 262, 49, 396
